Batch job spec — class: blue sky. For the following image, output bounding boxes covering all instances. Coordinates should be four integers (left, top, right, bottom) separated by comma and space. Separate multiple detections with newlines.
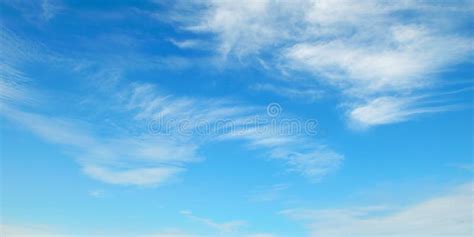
0, 0, 473, 236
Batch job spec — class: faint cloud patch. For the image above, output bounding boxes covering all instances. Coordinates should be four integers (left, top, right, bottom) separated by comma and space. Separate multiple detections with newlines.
88, 189, 106, 198
281, 182, 474, 237
448, 163, 474, 172
249, 183, 290, 202
180, 210, 247, 233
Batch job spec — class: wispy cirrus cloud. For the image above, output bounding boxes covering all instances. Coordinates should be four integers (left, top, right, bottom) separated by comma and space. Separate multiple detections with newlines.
179, 211, 278, 237
123, 83, 343, 182
0, 103, 198, 186
0, 223, 70, 237
1, 0, 63, 23
171, 0, 474, 129
0, 68, 36, 105
168, 38, 210, 50
0, 28, 202, 187
250, 83, 323, 103
141, 229, 197, 237
281, 182, 474, 237
0, 26, 342, 186
83, 165, 185, 186
248, 183, 290, 202
347, 96, 463, 129
1, 74, 342, 185
180, 210, 247, 233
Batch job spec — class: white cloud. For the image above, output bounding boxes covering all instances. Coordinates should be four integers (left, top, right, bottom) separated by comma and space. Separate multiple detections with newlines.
124, 83, 343, 181
0, 24, 342, 185
0, 72, 35, 105
187, 0, 278, 58
349, 96, 415, 127
284, 25, 471, 94
282, 182, 474, 237
88, 189, 105, 198
249, 183, 290, 202
1, 105, 97, 148
142, 228, 276, 237
347, 96, 459, 129
1, 0, 62, 24
0, 103, 200, 186
270, 147, 343, 182
0, 223, 69, 237
180, 210, 247, 233
243, 234, 276, 237
142, 229, 196, 237
449, 163, 474, 172
251, 83, 323, 103
178, 211, 278, 237
0, 76, 342, 185
169, 39, 207, 50
174, 0, 474, 128
40, 0, 62, 22
83, 165, 184, 186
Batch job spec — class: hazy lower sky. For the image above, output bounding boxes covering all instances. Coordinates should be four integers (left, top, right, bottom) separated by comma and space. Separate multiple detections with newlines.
1, 1, 473, 236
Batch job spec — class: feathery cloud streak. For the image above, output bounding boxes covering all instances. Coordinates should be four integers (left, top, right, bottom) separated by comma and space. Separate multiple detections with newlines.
174, 0, 474, 128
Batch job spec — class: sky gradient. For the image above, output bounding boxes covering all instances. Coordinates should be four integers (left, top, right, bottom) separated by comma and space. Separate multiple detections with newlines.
0, 1, 473, 236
